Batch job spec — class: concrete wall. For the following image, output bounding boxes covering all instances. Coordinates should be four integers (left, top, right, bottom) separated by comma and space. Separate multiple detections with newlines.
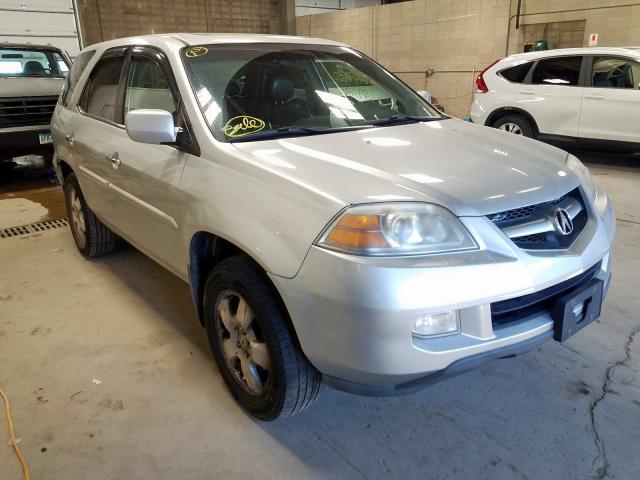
78, 0, 281, 47
296, 0, 640, 118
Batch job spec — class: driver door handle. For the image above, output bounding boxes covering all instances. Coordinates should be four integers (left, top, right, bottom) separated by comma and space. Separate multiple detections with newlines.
64, 134, 75, 146
105, 152, 121, 168
585, 94, 604, 100
519, 90, 535, 95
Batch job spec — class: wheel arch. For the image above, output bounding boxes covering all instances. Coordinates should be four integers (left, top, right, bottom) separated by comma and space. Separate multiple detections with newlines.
57, 158, 74, 183
485, 107, 539, 136
188, 231, 295, 336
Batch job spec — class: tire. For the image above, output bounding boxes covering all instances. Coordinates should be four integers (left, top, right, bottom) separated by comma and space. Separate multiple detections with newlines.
63, 172, 118, 257
493, 114, 534, 138
203, 255, 322, 420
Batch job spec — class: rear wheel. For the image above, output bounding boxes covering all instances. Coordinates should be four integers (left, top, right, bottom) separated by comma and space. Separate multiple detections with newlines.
204, 255, 322, 420
63, 172, 118, 257
493, 115, 534, 138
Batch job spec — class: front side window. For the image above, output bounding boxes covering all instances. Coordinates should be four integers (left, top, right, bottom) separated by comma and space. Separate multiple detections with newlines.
0, 47, 69, 77
81, 56, 125, 123
591, 56, 640, 89
181, 43, 443, 142
531, 56, 582, 86
124, 56, 176, 114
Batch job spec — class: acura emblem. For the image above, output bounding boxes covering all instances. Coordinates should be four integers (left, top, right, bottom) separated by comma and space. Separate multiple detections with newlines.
554, 208, 573, 235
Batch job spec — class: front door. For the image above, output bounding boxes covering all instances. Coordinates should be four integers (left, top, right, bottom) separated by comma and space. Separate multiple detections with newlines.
579, 55, 640, 145
105, 48, 190, 276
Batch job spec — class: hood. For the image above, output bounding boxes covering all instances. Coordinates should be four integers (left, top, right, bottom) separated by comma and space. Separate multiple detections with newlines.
0, 77, 64, 97
233, 118, 579, 216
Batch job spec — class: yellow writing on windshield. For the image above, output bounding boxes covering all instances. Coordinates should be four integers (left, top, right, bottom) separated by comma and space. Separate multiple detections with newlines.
222, 116, 266, 138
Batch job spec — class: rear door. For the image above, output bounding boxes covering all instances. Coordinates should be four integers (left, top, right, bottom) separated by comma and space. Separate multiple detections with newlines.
73, 48, 128, 224
103, 46, 192, 276
579, 55, 640, 145
518, 55, 585, 139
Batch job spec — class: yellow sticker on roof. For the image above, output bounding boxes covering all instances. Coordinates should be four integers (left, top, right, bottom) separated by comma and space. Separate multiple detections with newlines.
222, 116, 266, 138
185, 46, 208, 58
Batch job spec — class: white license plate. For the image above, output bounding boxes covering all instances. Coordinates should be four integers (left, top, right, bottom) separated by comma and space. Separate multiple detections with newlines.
38, 132, 53, 144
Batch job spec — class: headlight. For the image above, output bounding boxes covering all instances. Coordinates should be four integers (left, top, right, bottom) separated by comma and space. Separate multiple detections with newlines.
566, 154, 596, 203
317, 203, 478, 256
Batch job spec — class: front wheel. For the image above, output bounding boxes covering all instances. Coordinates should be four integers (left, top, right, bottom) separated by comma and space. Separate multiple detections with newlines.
493, 115, 534, 138
203, 256, 322, 420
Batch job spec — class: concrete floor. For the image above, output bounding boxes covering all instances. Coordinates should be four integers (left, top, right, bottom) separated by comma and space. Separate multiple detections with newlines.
1, 164, 639, 480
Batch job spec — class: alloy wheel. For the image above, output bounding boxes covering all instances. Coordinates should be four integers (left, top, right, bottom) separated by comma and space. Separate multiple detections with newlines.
498, 122, 523, 135
215, 290, 271, 395
69, 186, 86, 248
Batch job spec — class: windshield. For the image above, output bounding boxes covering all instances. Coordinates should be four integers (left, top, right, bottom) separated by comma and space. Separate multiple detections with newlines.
181, 43, 443, 142
0, 48, 69, 78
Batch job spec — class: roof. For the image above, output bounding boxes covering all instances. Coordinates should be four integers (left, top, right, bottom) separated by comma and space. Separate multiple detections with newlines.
504, 46, 640, 62
0, 42, 63, 51
80, 33, 347, 55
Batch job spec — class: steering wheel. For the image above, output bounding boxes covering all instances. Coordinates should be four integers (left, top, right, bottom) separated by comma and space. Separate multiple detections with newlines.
607, 65, 626, 84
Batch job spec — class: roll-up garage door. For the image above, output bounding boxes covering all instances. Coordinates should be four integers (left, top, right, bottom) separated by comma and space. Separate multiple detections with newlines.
0, 0, 82, 57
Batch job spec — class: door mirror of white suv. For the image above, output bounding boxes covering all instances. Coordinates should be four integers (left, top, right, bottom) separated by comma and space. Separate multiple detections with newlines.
417, 90, 432, 102
125, 109, 177, 144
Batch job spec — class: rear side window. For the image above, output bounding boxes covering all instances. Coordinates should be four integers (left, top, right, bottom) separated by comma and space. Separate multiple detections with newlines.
499, 62, 533, 83
61, 50, 95, 106
531, 56, 582, 86
80, 56, 125, 123
591, 56, 640, 89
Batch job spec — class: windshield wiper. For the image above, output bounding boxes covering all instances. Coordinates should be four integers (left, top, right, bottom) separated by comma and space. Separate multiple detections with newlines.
361, 114, 442, 127
230, 125, 372, 143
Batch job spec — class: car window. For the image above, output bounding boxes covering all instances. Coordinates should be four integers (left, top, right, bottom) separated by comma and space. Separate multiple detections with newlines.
124, 56, 176, 115
499, 61, 533, 83
61, 50, 95, 106
591, 56, 640, 89
81, 56, 125, 123
182, 43, 442, 142
530, 56, 582, 86
0, 47, 66, 77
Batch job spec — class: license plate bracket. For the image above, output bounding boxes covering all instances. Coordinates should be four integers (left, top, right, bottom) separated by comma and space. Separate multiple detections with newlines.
553, 278, 603, 342
38, 131, 53, 144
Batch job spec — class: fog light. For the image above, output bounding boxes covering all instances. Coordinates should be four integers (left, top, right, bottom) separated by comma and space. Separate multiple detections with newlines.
412, 311, 459, 337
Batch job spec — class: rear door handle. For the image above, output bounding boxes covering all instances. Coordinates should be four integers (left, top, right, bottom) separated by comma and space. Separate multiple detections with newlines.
519, 90, 535, 95
585, 94, 604, 100
64, 134, 75, 147
105, 152, 121, 168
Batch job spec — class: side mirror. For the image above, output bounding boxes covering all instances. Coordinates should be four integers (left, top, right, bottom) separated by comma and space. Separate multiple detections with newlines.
417, 90, 432, 103
125, 109, 177, 144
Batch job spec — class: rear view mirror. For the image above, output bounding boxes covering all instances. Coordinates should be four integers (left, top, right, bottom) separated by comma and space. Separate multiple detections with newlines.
125, 109, 177, 144
417, 90, 432, 103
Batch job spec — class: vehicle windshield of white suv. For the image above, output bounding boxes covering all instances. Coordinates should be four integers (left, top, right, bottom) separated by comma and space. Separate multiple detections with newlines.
181, 43, 443, 142
0, 47, 69, 78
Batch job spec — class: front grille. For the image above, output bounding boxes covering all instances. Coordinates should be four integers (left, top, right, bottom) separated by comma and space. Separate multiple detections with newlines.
0, 96, 58, 128
491, 261, 601, 326
487, 188, 588, 250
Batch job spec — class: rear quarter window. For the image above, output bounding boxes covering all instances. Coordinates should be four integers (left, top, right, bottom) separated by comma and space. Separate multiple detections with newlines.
61, 50, 96, 106
499, 62, 533, 83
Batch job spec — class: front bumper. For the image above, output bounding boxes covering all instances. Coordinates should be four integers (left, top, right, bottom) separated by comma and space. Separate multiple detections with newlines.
270, 194, 615, 394
0, 125, 53, 157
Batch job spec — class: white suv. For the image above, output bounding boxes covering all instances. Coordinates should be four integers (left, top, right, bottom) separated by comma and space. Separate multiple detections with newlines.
470, 47, 640, 152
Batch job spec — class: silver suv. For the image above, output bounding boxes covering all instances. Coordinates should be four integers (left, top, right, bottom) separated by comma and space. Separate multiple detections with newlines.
51, 34, 615, 420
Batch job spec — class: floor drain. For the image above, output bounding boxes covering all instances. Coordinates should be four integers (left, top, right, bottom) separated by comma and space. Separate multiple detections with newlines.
0, 218, 69, 239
